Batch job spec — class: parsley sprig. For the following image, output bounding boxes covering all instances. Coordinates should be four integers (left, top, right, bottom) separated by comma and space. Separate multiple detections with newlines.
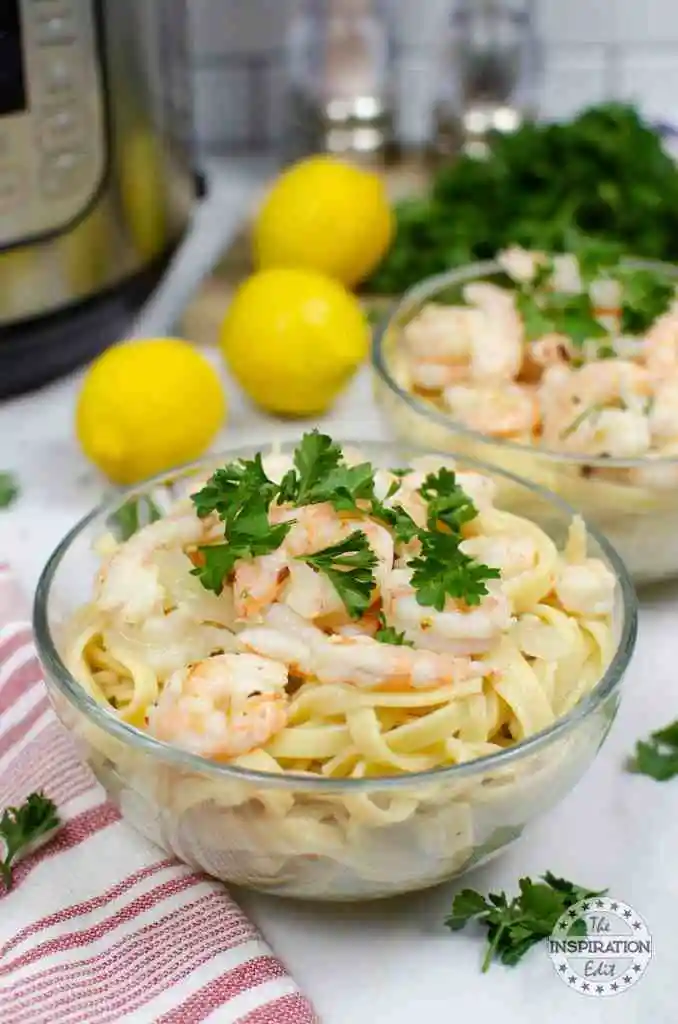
375, 612, 413, 647
420, 468, 478, 533
628, 719, 678, 781
516, 287, 608, 348
194, 492, 293, 595
0, 792, 60, 890
190, 434, 499, 615
446, 873, 606, 972
410, 470, 500, 611
297, 531, 378, 620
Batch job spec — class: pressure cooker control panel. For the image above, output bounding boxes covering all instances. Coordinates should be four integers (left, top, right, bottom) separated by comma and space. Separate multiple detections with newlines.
0, 0, 106, 248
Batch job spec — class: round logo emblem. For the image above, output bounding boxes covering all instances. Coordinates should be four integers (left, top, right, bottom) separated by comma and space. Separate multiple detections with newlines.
548, 897, 652, 997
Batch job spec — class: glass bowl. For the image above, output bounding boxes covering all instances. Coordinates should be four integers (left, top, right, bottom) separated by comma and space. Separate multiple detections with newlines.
33, 442, 637, 902
373, 259, 678, 584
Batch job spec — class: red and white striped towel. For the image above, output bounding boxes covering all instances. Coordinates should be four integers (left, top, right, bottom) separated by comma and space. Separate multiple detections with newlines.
0, 567, 319, 1024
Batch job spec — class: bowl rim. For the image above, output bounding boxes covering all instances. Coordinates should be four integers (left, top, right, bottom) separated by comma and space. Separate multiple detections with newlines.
33, 439, 638, 792
372, 256, 678, 469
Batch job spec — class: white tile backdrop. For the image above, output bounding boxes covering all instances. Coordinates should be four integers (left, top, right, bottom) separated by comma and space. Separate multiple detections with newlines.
188, 0, 678, 154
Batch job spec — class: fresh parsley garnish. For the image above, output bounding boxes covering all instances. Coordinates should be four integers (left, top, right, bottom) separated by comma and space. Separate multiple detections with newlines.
410, 531, 500, 611
297, 530, 378, 620
0, 472, 19, 510
446, 873, 606, 972
419, 469, 478, 533
190, 433, 498, 613
370, 499, 420, 544
628, 719, 678, 781
0, 792, 60, 890
277, 433, 344, 506
192, 454, 278, 522
616, 266, 675, 334
515, 284, 608, 347
108, 495, 162, 541
375, 623, 413, 647
406, 469, 500, 611
368, 103, 678, 295
192, 490, 293, 595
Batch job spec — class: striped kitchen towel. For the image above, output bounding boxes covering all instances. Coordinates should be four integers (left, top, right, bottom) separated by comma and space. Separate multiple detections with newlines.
0, 567, 319, 1024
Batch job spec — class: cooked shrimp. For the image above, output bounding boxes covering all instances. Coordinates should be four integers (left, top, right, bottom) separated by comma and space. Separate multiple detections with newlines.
551, 254, 583, 295
648, 379, 678, 441
576, 360, 652, 412
310, 634, 481, 691
270, 502, 344, 556
403, 304, 481, 391
233, 503, 341, 618
528, 333, 572, 369
280, 561, 346, 621
97, 516, 217, 624
644, 300, 678, 376
234, 504, 394, 622
540, 360, 653, 454
498, 246, 546, 285
238, 611, 480, 691
443, 382, 538, 439
389, 466, 495, 530
499, 248, 582, 295
233, 547, 289, 619
463, 282, 524, 381
147, 652, 289, 759
554, 562, 616, 617
460, 534, 537, 580
382, 569, 512, 655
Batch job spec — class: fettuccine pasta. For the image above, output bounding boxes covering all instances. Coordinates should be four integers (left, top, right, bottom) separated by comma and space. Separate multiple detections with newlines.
59, 436, 619, 898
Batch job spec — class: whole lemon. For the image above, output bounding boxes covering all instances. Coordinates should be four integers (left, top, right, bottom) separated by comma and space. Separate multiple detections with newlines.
76, 338, 226, 485
253, 156, 394, 288
220, 268, 370, 417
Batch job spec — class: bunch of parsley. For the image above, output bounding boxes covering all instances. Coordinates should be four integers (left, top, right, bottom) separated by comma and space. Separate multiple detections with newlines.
368, 103, 678, 294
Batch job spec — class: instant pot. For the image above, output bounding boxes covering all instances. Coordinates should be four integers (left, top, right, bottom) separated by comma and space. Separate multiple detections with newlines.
0, 0, 198, 397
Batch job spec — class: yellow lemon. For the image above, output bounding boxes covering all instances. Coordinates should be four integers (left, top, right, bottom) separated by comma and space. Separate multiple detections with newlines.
220, 268, 370, 417
76, 338, 226, 485
253, 156, 394, 288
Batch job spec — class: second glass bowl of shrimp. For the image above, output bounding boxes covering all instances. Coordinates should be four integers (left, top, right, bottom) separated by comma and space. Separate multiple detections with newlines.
373, 252, 678, 584
34, 440, 636, 901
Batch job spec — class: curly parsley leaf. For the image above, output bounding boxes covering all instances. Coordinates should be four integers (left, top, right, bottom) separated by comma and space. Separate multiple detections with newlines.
419, 468, 478, 533
277, 432, 344, 506
191, 491, 293, 595
516, 288, 608, 347
314, 462, 377, 511
192, 454, 277, 522
445, 874, 606, 972
0, 792, 60, 890
191, 544, 238, 595
297, 530, 378, 620
370, 499, 420, 544
409, 531, 500, 612
616, 267, 675, 334
375, 623, 414, 647
0, 472, 19, 510
628, 719, 678, 781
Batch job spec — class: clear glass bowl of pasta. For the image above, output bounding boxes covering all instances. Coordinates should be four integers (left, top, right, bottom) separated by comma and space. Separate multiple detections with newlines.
372, 258, 678, 585
33, 442, 637, 902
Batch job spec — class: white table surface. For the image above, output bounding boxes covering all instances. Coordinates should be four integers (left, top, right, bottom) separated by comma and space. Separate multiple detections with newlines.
1, 162, 676, 1024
